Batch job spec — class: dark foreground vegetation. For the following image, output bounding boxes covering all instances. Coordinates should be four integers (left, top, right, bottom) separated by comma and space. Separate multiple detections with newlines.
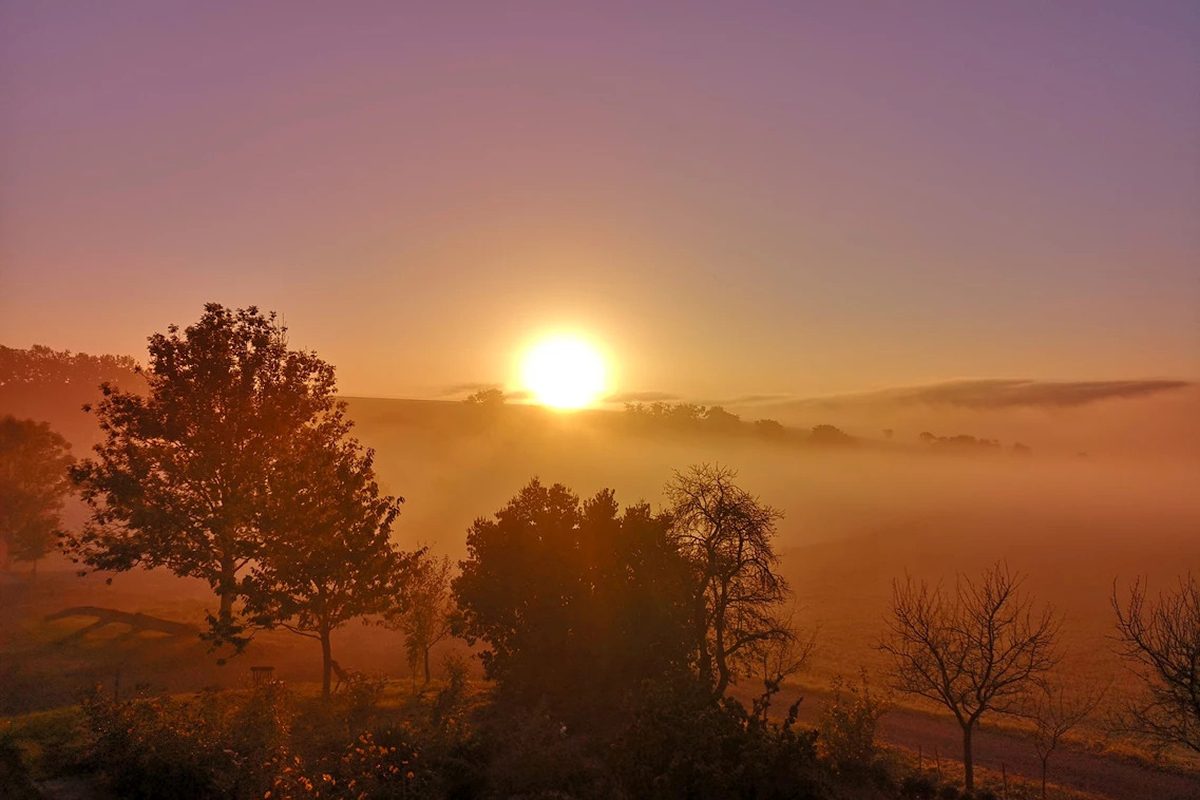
2, 305, 1199, 800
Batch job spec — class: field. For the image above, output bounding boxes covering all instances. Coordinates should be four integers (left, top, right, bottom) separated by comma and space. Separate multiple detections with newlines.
3, 397, 1199, 798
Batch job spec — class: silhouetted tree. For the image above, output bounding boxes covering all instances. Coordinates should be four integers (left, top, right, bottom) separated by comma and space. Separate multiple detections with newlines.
464, 388, 506, 406
753, 419, 786, 438
1112, 575, 1200, 753
702, 406, 740, 431
1024, 681, 1104, 799
66, 304, 347, 648
0, 345, 143, 451
243, 431, 414, 699
881, 563, 1058, 790
389, 552, 455, 686
666, 465, 794, 699
0, 416, 73, 573
809, 424, 854, 446
452, 479, 693, 722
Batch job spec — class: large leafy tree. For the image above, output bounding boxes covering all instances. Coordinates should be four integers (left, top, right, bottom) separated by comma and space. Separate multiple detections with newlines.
0, 416, 73, 573
453, 479, 694, 722
65, 304, 347, 647
243, 431, 416, 698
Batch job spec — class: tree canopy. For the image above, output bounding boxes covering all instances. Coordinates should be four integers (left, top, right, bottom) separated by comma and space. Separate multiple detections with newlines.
452, 479, 694, 723
66, 304, 349, 648
0, 416, 73, 571
243, 430, 415, 697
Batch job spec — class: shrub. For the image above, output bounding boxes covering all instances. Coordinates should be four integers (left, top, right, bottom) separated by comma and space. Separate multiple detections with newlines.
612, 677, 826, 800
0, 731, 40, 800
900, 774, 938, 799
817, 669, 892, 775
80, 682, 292, 800
268, 730, 433, 800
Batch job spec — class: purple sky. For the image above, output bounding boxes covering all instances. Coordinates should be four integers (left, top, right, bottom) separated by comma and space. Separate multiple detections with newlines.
2, 1, 1197, 399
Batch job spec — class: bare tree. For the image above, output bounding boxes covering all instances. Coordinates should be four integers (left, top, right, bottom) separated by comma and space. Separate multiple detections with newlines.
880, 563, 1059, 791
1112, 574, 1200, 753
749, 613, 817, 721
1025, 681, 1105, 799
666, 464, 791, 699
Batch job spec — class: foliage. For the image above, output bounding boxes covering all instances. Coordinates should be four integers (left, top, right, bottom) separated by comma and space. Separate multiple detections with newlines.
818, 669, 893, 775
612, 676, 827, 800
387, 553, 455, 686
0, 344, 139, 392
242, 427, 416, 698
0, 730, 41, 800
66, 304, 348, 650
1112, 574, 1200, 753
80, 683, 292, 800
808, 424, 855, 446
463, 388, 506, 406
452, 479, 694, 722
268, 731, 432, 800
0, 416, 73, 570
665, 464, 795, 698
881, 562, 1058, 790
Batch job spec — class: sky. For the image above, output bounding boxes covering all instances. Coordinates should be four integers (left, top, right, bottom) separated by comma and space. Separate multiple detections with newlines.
2, 1, 1198, 400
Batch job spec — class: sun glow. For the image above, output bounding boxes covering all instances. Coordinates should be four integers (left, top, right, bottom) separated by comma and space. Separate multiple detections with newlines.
520, 335, 608, 410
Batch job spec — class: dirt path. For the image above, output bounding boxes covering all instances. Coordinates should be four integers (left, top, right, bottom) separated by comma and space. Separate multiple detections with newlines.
774, 687, 1200, 800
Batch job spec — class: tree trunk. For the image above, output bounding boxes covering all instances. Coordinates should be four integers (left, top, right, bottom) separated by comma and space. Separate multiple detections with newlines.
423, 645, 432, 685
962, 722, 975, 791
320, 628, 333, 700
217, 553, 237, 630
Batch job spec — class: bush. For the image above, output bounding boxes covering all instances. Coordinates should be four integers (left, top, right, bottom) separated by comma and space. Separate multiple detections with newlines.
612, 677, 827, 800
817, 669, 892, 775
81, 682, 292, 800
268, 730, 433, 800
900, 773, 938, 799
0, 731, 40, 800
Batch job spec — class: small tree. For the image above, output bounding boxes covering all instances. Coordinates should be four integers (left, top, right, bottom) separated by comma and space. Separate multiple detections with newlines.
1025, 681, 1104, 799
880, 563, 1058, 790
464, 388, 506, 406
66, 304, 346, 648
390, 552, 455, 687
243, 432, 416, 699
665, 464, 792, 699
0, 416, 73, 573
1112, 574, 1200, 753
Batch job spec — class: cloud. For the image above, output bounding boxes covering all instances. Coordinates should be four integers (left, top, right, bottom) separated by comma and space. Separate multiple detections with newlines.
438, 382, 502, 397
709, 394, 796, 407
787, 379, 1192, 410
604, 390, 680, 404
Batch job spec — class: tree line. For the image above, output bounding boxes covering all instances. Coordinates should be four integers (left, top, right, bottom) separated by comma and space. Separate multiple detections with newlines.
2, 303, 1198, 797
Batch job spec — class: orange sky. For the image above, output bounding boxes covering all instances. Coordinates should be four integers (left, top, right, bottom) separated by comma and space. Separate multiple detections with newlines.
1, 3, 1197, 400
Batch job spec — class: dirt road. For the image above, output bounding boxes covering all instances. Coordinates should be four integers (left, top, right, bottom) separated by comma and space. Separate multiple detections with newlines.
775, 687, 1200, 800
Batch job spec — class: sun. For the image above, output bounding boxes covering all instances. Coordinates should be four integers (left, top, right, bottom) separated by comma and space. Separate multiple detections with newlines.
519, 335, 608, 410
